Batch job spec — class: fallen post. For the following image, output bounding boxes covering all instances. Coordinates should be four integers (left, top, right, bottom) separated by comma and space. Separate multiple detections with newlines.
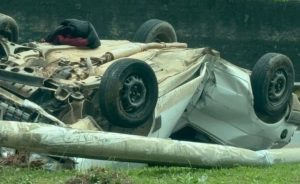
0, 121, 300, 168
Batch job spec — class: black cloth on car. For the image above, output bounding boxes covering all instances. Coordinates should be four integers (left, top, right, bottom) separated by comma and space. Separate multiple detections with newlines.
45, 19, 100, 49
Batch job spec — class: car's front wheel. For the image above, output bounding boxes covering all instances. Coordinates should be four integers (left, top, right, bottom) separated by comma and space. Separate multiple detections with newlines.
251, 53, 295, 123
98, 58, 158, 128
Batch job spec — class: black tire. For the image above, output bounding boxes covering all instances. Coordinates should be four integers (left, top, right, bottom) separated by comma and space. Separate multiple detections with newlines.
251, 53, 294, 123
99, 58, 158, 128
133, 19, 177, 43
0, 13, 18, 42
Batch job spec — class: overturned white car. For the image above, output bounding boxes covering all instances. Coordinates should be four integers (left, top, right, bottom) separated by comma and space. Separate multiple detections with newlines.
0, 13, 299, 154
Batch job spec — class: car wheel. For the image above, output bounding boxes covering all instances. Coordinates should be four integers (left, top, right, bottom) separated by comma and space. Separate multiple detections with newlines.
251, 53, 294, 123
0, 13, 19, 42
98, 58, 158, 128
133, 19, 177, 43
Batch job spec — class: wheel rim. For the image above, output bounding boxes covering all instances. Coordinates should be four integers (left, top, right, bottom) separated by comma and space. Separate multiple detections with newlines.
268, 69, 287, 102
121, 75, 147, 113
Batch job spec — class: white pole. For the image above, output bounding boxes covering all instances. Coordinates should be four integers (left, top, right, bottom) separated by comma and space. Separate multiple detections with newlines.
0, 121, 299, 167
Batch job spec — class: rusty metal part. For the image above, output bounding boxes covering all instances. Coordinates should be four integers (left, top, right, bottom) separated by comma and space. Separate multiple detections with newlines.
0, 69, 45, 87
106, 42, 187, 61
90, 42, 187, 66
90, 53, 113, 66
22, 100, 66, 127
0, 102, 32, 121
0, 87, 66, 127
0, 81, 38, 98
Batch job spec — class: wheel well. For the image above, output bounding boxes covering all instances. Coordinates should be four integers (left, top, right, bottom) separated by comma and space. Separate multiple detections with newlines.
170, 126, 217, 144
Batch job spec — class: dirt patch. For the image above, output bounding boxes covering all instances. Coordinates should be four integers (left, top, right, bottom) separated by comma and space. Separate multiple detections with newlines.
65, 168, 133, 184
0, 151, 29, 167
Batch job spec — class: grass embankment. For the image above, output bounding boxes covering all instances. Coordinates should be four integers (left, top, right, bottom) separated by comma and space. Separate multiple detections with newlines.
1, 163, 300, 184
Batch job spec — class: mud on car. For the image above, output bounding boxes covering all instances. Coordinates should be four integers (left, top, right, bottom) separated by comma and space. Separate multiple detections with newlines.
0, 13, 299, 151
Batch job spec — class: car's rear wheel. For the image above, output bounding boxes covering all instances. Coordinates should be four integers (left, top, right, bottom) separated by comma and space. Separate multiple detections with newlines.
0, 13, 18, 42
133, 19, 177, 43
98, 58, 158, 128
251, 53, 294, 123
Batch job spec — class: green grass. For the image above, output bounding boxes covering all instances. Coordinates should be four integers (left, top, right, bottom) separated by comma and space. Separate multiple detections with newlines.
1, 163, 300, 184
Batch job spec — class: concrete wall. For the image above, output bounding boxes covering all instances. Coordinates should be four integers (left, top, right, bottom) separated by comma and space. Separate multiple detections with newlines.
0, 0, 299, 80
